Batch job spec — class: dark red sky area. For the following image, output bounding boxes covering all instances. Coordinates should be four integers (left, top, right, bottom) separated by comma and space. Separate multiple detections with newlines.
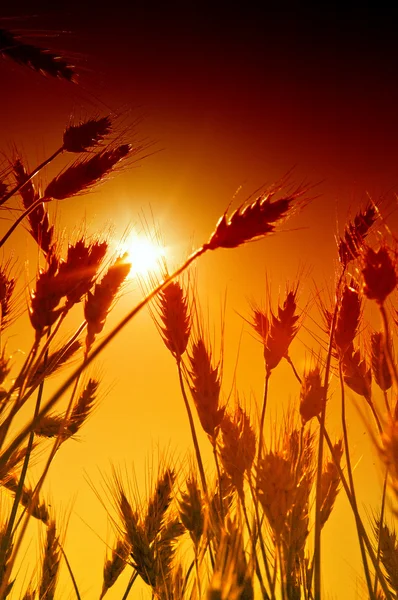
2, 5, 396, 164
1, 3, 398, 252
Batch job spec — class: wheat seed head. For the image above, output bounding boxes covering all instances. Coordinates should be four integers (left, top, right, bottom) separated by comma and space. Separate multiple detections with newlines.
300, 364, 325, 424
371, 331, 393, 392
338, 202, 378, 266
205, 183, 309, 251
100, 535, 131, 599
44, 144, 132, 200
155, 278, 191, 360
218, 404, 256, 495
63, 116, 112, 153
362, 243, 397, 305
334, 280, 362, 357
257, 449, 296, 538
84, 253, 131, 353
177, 475, 204, 547
0, 28, 75, 81
264, 284, 300, 373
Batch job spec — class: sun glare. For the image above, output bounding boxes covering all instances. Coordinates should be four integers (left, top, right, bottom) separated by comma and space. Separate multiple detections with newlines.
121, 234, 166, 278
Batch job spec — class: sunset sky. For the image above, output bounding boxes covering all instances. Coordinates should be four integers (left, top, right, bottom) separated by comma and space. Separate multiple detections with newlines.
1, 3, 397, 598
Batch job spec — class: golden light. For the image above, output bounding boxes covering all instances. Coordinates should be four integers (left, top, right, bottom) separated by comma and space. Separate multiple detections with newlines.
120, 234, 166, 278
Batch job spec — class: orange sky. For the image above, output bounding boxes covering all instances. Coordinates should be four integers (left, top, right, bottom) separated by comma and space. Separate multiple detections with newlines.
1, 4, 398, 599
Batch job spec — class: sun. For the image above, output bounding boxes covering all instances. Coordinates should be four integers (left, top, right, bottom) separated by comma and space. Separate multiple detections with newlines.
120, 234, 166, 278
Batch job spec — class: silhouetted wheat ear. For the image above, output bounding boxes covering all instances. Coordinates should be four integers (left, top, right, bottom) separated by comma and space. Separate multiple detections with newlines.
100, 536, 131, 598
257, 450, 296, 537
67, 378, 99, 436
338, 203, 378, 266
29, 255, 64, 339
334, 281, 361, 356
342, 344, 372, 400
84, 254, 131, 352
13, 159, 54, 256
0, 347, 11, 387
152, 517, 185, 598
204, 186, 307, 250
210, 471, 234, 530
21, 588, 35, 600
0, 525, 14, 597
63, 116, 112, 153
0, 260, 16, 331
177, 476, 204, 547
248, 303, 269, 345
34, 379, 98, 439
117, 491, 156, 587
208, 517, 254, 600
0, 179, 8, 202
155, 280, 191, 359
44, 144, 132, 200
189, 337, 224, 439
0, 28, 75, 81
374, 519, 398, 593
371, 332, 393, 392
3, 476, 49, 524
56, 238, 108, 307
264, 287, 300, 372
144, 468, 175, 544
300, 365, 324, 423
218, 405, 256, 494
320, 440, 343, 528
362, 244, 397, 305
39, 520, 61, 600
0, 445, 32, 481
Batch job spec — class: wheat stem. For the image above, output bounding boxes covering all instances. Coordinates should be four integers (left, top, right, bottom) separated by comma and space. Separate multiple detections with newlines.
177, 360, 208, 495
212, 442, 224, 521
181, 559, 195, 598
383, 390, 391, 417
258, 371, 270, 463
121, 571, 138, 600
0, 197, 47, 249
285, 355, 302, 384
58, 542, 82, 600
313, 268, 345, 600
194, 546, 201, 600
373, 470, 388, 597
339, 360, 375, 600
0, 334, 50, 591
249, 476, 275, 599
277, 539, 287, 600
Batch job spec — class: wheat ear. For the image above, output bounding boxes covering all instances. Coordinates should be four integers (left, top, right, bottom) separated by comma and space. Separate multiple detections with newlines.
0, 28, 75, 80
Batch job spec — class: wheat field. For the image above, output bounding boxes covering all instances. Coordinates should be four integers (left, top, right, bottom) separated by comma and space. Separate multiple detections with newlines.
0, 18, 397, 600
